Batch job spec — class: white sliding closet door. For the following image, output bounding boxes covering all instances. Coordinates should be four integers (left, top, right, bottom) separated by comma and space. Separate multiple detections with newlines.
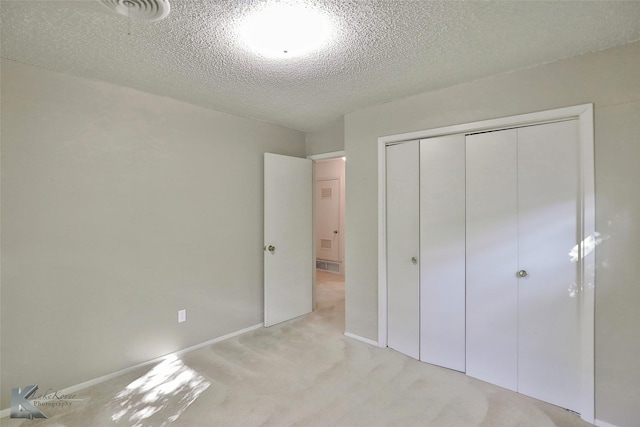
466, 129, 519, 391
466, 120, 581, 412
517, 120, 581, 411
419, 135, 466, 371
386, 140, 420, 359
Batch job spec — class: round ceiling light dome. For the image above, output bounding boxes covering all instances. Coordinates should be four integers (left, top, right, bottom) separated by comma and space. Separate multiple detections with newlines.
240, 3, 333, 59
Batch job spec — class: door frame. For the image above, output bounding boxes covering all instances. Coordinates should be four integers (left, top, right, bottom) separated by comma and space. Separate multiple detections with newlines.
377, 104, 594, 422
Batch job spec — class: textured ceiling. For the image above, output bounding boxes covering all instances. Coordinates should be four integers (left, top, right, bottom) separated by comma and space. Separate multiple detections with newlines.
1, 0, 640, 131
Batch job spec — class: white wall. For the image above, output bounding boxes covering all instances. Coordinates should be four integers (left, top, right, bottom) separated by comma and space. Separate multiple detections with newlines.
0, 59, 306, 409
315, 158, 346, 274
344, 41, 640, 427
305, 117, 344, 156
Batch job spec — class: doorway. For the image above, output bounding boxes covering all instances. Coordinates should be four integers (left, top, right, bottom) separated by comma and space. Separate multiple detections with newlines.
314, 158, 345, 275
263, 151, 346, 330
309, 152, 346, 330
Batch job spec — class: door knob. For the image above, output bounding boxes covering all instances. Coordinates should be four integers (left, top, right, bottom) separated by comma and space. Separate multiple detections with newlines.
517, 270, 528, 278
268, 245, 276, 254
411, 257, 417, 265
333, 230, 338, 234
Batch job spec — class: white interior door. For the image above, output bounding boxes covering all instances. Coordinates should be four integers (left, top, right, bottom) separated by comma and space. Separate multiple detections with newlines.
419, 134, 466, 372
386, 141, 420, 359
316, 179, 340, 262
264, 153, 313, 327
466, 128, 519, 391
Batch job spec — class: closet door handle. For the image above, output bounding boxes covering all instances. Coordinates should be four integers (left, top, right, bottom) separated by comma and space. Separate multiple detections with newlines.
411, 257, 417, 265
517, 269, 528, 278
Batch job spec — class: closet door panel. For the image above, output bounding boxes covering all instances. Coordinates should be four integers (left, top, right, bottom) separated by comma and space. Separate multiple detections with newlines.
465, 129, 519, 391
419, 135, 466, 371
517, 120, 581, 411
386, 141, 420, 359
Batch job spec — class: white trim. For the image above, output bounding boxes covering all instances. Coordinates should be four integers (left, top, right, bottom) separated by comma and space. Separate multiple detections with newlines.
578, 104, 596, 424
307, 150, 346, 161
0, 323, 264, 418
595, 419, 621, 427
377, 137, 388, 348
378, 104, 591, 145
311, 161, 317, 309
317, 176, 342, 182
378, 103, 594, 422
344, 331, 379, 347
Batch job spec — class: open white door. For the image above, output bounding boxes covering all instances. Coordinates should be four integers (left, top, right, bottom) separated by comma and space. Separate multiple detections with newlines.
264, 153, 313, 327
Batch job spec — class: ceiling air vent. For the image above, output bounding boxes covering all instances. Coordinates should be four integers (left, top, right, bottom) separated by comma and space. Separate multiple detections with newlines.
99, 0, 170, 22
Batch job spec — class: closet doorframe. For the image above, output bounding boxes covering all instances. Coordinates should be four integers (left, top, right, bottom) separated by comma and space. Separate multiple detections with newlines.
377, 104, 594, 423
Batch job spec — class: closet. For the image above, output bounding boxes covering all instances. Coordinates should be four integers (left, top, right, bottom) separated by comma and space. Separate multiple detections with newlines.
386, 118, 586, 414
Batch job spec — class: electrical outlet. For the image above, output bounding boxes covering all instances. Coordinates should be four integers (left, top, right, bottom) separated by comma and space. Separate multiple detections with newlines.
178, 309, 186, 323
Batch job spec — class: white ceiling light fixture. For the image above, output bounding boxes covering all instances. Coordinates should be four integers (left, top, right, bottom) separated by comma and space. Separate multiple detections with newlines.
99, 0, 171, 22
240, 3, 333, 59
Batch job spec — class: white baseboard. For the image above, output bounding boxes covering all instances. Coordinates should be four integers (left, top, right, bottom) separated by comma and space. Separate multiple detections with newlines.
595, 419, 621, 427
0, 323, 263, 418
344, 331, 379, 347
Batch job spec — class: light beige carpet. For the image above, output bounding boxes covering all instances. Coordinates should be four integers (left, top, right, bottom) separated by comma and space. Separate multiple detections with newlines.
2, 273, 593, 427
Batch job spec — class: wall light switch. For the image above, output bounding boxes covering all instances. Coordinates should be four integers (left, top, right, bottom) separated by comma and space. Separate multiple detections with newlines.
178, 309, 186, 323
